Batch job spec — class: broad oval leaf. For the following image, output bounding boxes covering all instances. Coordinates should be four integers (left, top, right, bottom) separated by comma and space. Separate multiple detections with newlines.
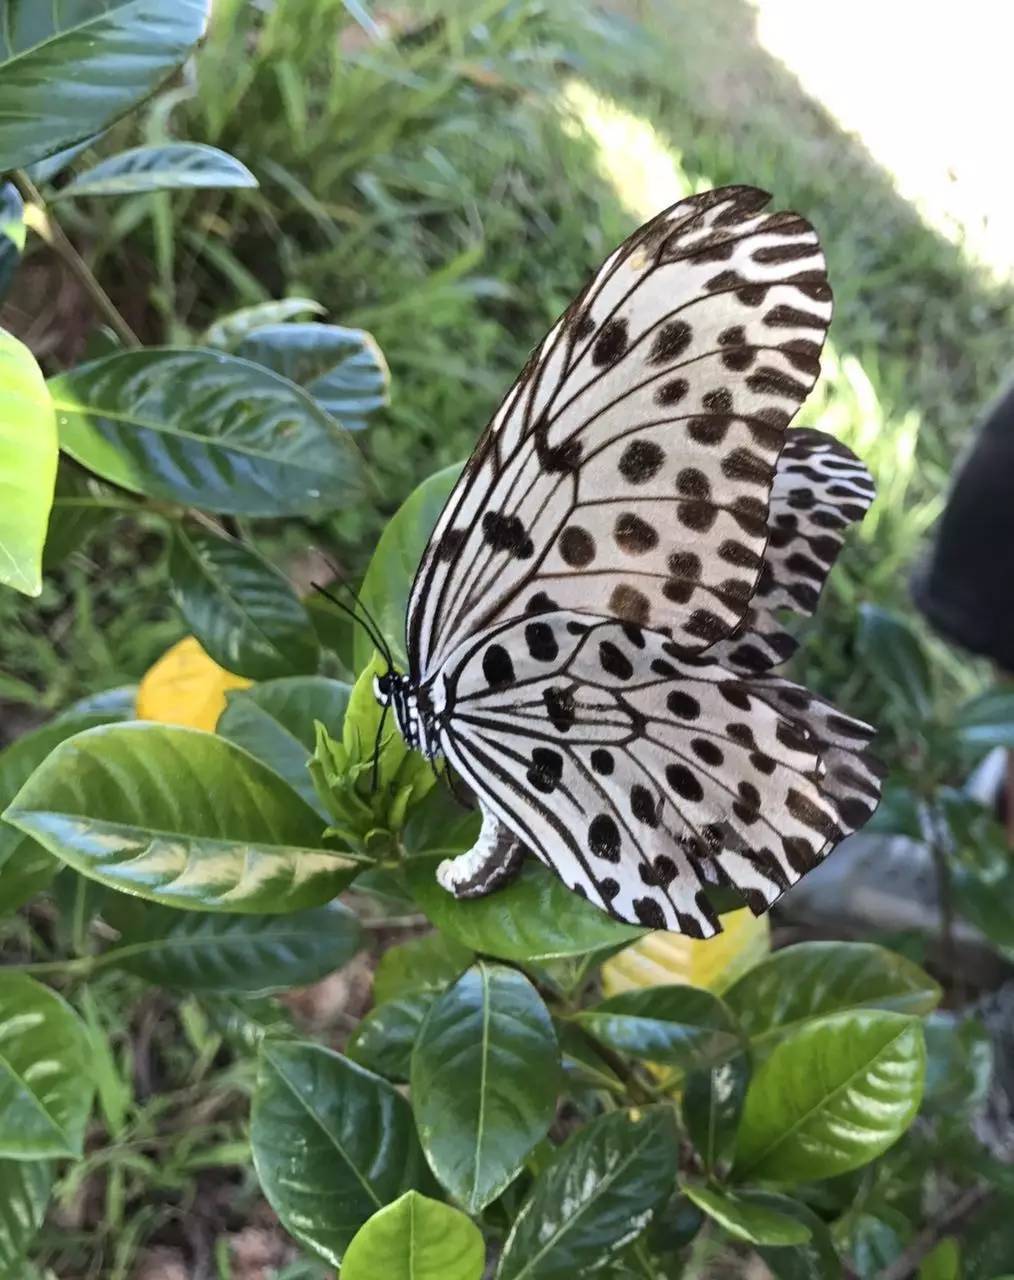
0, 330, 57, 596
347, 992, 437, 1082
251, 1040, 434, 1265
4, 723, 356, 913
754, 1191, 842, 1280
372, 930, 473, 1005
407, 856, 644, 963
49, 348, 365, 518
217, 676, 351, 813
0, 1157, 52, 1270
169, 527, 319, 680
733, 1010, 925, 1184
723, 942, 940, 1046
237, 323, 389, 430
954, 688, 1014, 750
203, 298, 325, 350
55, 142, 256, 199
497, 1108, 678, 1280
108, 901, 362, 993
342, 1191, 485, 1280
682, 1184, 810, 1246
0, 713, 113, 915
411, 961, 559, 1213
0, 183, 25, 302
683, 1052, 751, 1177
0, 973, 94, 1158
356, 462, 462, 672
574, 985, 741, 1071
0, 1, 209, 172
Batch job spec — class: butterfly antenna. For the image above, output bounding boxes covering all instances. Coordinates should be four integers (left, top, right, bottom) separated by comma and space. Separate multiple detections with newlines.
311, 581, 394, 670
370, 701, 391, 794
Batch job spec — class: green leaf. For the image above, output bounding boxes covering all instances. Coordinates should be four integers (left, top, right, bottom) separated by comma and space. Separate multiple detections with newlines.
918, 1239, 960, 1280
169, 527, 319, 680
411, 961, 559, 1213
237, 323, 389, 431
723, 942, 940, 1046
251, 1040, 434, 1265
49, 348, 365, 518
54, 142, 256, 198
217, 676, 350, 814
555, 1021, 624, 1094
683, 1052, 751, 1176
372, 930, 473, 1004
497, 1108, 678, 1280
56, 685, 137, 722
342, 1191, 485, 1280
108, 901, 362, 993
0, 714, 113, 915
347, 992, 437, 1082
733, 1011, 925, 1184
574, 985, 741, 1071
406, 856, 644, 962
0, 1, 209, 172
4, 723, 357, 913
356, 462, 462, 671
0, 183, 24, 302
922, 1012, 993, 1113
0, 330, 57, 597
0, 973, 94, 1158
203, 298, 325, 350
751, 1193, 843, 1280
954, 688, 1014, 749
0, 1158, 52, 1271
856, 605, 932, 718
682, 1184, 810, 1246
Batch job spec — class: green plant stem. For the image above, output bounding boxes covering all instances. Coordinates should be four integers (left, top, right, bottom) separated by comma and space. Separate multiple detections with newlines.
13, 171, 142, 348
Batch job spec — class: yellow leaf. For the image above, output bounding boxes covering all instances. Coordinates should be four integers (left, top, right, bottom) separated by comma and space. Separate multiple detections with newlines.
602, 908, 770, 999
137, 636, 251, 731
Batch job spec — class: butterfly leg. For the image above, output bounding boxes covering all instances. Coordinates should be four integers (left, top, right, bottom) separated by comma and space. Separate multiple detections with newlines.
436, 802, 526, 899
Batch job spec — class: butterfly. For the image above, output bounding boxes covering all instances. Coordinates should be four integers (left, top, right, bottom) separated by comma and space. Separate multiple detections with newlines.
371, 185, 882, 936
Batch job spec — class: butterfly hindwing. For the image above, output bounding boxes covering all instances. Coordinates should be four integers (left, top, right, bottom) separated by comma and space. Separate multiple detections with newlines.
407, 186, 833, 680
434, 611, 874, 935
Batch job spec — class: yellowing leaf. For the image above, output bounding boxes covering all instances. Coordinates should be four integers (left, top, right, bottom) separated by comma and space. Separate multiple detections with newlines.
137, 636, 251, 730
602, 908, 769, 1000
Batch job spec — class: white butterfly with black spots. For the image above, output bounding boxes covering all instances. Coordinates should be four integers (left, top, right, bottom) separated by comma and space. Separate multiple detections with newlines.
374, 185, 882, 936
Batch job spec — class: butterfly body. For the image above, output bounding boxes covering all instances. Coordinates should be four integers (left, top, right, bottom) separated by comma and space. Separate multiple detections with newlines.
375, 185, 882, 935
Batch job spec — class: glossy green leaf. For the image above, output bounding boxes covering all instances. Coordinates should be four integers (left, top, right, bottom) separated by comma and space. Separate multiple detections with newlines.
923, 1011, 993, 1113
683, 1184, 809, 1246
497, 1108, 678, 1280
556, 1021, 624, 1094
724, 943, 940, 1046
954, 688, 1014, 749
683, 1051, 751, 1176
237, 323, 389, 430
0, 973, 94, 1158
56, 685, 137, 722
0, 183, 24, 302
169, 527, 319, 680
407, 856, 644, 962
0, 714, 112, 915
851, 1210, 911, 1277
55, 142, 256, 198
411, 961, 559, 1212
49, 348, 365, 518
108, 901, 362, 993
4, 723, 356, 913
856, 605, 932, 718
356, 462, 462, 671
217, 676, 350, 813
203, 298, 325, 349
0, 330, 57, 597
0, 1, 209, 172
342, 1191, 484, 1280
918, 1239, 960, 1280
751, 1193, 843, 1280
733, 1011, 925, 1184
347, 992, 437, 1082
251, 1040, 434, 1265
574, 985, 741, 1071
372, 930, 473, 1004
0, 1158, 52, 1271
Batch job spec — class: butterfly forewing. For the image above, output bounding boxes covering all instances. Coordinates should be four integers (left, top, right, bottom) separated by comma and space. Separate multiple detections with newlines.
407, 186, 832, 680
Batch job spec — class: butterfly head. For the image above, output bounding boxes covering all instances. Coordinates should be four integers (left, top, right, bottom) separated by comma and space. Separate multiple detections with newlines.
373, 669, 436, 757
